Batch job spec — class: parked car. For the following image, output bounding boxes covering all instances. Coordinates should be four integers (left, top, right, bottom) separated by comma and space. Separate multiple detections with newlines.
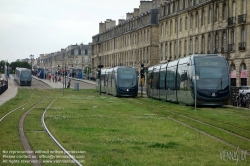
239, 86, 250, 97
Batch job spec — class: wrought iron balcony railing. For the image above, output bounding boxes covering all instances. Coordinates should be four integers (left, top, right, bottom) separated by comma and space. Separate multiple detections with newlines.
238, 14, 246, 24
228, 17, 236, 26
239, 42, 246, 51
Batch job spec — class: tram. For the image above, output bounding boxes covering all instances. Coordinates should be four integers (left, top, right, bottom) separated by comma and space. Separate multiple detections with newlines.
96, 66, 138, 97
15, 68, 32, 86
146, 54, 230, 106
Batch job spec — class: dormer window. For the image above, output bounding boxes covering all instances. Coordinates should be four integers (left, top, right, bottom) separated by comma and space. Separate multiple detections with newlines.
81, 49, 85, 55
74, 49, 78, 55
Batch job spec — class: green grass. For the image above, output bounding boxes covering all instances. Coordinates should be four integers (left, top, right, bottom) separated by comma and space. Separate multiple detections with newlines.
0, 88, 250, 165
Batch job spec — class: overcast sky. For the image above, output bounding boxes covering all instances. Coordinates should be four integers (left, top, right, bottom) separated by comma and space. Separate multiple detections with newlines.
0, 0, 140, 63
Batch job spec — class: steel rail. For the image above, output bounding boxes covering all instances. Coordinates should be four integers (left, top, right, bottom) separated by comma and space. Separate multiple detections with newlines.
41, 98, 83, 166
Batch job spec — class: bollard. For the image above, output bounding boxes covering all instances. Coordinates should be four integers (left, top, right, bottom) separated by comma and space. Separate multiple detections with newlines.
74, 82, 79, 91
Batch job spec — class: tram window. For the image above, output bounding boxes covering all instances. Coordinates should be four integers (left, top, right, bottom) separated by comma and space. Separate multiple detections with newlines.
159, 71, 165, 89
166, 69, 176, 90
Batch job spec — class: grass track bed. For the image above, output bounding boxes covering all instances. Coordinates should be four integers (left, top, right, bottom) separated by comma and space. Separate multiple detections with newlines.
1, 88, 250, 165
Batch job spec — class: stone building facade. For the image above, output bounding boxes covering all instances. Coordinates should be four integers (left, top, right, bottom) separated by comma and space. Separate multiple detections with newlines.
92, 0, 249, 86
39, 43, 92, 75
92, 1, 161, 73
158, 0, 249, 86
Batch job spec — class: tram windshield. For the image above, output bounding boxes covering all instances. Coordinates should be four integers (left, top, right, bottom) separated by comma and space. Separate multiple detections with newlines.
21, 71, 31, 78
117, 68, 137, 87
194, 57, 229, 90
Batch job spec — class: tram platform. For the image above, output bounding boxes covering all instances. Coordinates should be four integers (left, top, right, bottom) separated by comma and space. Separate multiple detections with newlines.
0, 75, 18, 106
32, 76, 64, 89
32, 76, 95, 89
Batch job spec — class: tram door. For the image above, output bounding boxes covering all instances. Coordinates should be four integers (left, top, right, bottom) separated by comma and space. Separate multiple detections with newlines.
177, 64, 188, 104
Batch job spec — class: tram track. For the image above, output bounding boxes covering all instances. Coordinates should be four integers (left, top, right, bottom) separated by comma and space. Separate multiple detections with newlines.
18, 98, 47, 166
0, 102, 30, 122
41, 98, 83, 166
126, 98, 250, 156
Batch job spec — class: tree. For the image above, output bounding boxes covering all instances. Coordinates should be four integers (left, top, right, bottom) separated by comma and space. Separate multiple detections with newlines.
9, 61, 31, 73
84, 67, 91, 75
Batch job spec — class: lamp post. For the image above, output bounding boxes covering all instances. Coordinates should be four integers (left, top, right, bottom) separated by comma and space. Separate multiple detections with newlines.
30, 55, 34, 72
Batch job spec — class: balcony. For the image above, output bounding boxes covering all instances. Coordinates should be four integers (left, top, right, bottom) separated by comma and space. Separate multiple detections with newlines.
228, 43, 235, 52
228, 17, 236, 26
238, 14, 246, 24
239, 42, 246, 51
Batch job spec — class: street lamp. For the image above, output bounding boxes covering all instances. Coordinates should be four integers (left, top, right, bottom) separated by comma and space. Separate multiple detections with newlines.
30, 54, 34, 72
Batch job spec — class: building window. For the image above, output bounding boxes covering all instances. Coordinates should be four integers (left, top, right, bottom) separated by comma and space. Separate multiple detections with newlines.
166, 22, 168, 36
179, 41, 182, 57
175, 20, 178, 33
201, 36, 205, 53
208, 35, 212, 53
195, 38, 198, 53
180, 19, 182, 32
74, 49, 78, 55
201, 10, 205, 26
184, 40, 187, 55
177, 0, 180, 11
170, 3, 173, 13
185, 17, 187, 30
174, 42, 178, 57
222, 31, 227, 52
170, 43, 172, 59
223, 4, 227, 20
81, 50, 85, 55
231, 30, 235, 44
215, 5, 219, 22
173, 2, 175, 13
190, 0, 193, 6
190, 15, 193, 29
161, 24, 164, 37
241, 28, 246, 42
170, 21, 173, 34
196, 12, 199, 28
189, 39, 193, 54
165, 43, 168, 60
215, 33, 219, 52
232, 1, 236, 17
161, 44, 164, 60
243, 0, 246, 14
209, 8, 212, 24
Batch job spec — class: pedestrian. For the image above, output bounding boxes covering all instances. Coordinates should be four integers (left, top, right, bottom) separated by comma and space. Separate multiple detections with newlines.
67, 79, 71, 88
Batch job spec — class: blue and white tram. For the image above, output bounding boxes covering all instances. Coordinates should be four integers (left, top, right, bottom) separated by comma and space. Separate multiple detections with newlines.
15, 68, 32, 86
147, 54, 230, 106
96, 66, 138, 97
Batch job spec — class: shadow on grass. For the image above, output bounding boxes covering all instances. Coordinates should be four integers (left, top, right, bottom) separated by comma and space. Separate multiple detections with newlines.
148, 141, 179, 149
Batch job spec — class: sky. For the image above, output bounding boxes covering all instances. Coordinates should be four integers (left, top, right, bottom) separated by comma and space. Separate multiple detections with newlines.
0, 0, 141, 63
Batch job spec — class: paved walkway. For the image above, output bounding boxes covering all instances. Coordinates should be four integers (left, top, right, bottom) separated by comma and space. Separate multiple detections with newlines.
32, 76, 64, 89
0, 75, 18, 106
32, 76, 95, 89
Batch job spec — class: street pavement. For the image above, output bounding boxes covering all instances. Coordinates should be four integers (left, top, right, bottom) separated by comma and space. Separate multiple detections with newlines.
0, 74, 18, 106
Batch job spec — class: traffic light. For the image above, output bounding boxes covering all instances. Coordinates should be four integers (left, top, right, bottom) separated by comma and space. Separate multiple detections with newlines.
97, 70, 101, 79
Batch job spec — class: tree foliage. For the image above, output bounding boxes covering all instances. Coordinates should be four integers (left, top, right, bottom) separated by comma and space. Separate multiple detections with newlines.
9, 61, 31, 73
83, 66, 91, 74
